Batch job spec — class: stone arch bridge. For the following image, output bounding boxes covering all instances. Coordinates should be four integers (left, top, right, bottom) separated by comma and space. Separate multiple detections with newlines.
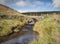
27, 16, 44, 21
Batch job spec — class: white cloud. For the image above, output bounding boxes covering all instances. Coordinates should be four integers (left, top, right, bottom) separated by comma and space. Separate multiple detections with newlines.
0, 0, 6, 4
52, 0, 60, 8
15, 1, 28, 6
15, 0, 44, 7
0, 0, 16, 5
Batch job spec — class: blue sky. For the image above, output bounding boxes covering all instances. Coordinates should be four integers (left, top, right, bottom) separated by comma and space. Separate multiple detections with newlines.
0, 0, 60, 12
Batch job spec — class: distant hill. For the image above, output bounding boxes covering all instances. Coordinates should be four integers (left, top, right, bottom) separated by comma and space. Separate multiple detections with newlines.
0, 4, 22, 16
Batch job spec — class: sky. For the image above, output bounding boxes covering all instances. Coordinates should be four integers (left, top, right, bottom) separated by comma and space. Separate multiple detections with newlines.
0, 0, 60, 12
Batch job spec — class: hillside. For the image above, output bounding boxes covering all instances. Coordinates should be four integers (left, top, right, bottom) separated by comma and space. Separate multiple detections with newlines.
0, 4, 23, 16
0, 4, 33, 43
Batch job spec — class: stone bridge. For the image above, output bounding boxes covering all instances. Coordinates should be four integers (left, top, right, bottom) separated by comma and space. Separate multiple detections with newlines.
27, 16, 44, 21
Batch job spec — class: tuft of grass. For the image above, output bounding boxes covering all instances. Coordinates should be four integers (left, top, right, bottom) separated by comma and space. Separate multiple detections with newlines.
32, 16, 60, 44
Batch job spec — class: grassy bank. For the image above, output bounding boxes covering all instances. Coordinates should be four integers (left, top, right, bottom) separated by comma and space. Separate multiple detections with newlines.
31, 16, 60, 44
0, 14, 34, 42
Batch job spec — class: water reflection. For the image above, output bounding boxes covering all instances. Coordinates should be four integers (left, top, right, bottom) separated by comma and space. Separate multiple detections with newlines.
1, 33, 38, 44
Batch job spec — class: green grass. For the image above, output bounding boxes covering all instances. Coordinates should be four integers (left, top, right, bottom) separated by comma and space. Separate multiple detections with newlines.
0, 14, 33, 36
32, 16, 60, 44
0, 19, 23, 36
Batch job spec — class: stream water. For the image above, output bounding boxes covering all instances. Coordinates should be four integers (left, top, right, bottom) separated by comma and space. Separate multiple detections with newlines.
1, 33, 38, 44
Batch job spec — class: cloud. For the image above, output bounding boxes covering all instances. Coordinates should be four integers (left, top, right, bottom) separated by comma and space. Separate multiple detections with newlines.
15, 1, 29, 6
0, 0, 60, 8
15, 0, 53, 12
0, 0, 17, 5
52, 0, 60, 8
15, 0, 44, 7
4, 0, 13, 4
0, 0, 6, 4
0, 0, 51, 7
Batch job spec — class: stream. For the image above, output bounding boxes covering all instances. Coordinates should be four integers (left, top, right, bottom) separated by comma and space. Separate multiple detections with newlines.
1, 33, 38, 44
1, 22, 38, 44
